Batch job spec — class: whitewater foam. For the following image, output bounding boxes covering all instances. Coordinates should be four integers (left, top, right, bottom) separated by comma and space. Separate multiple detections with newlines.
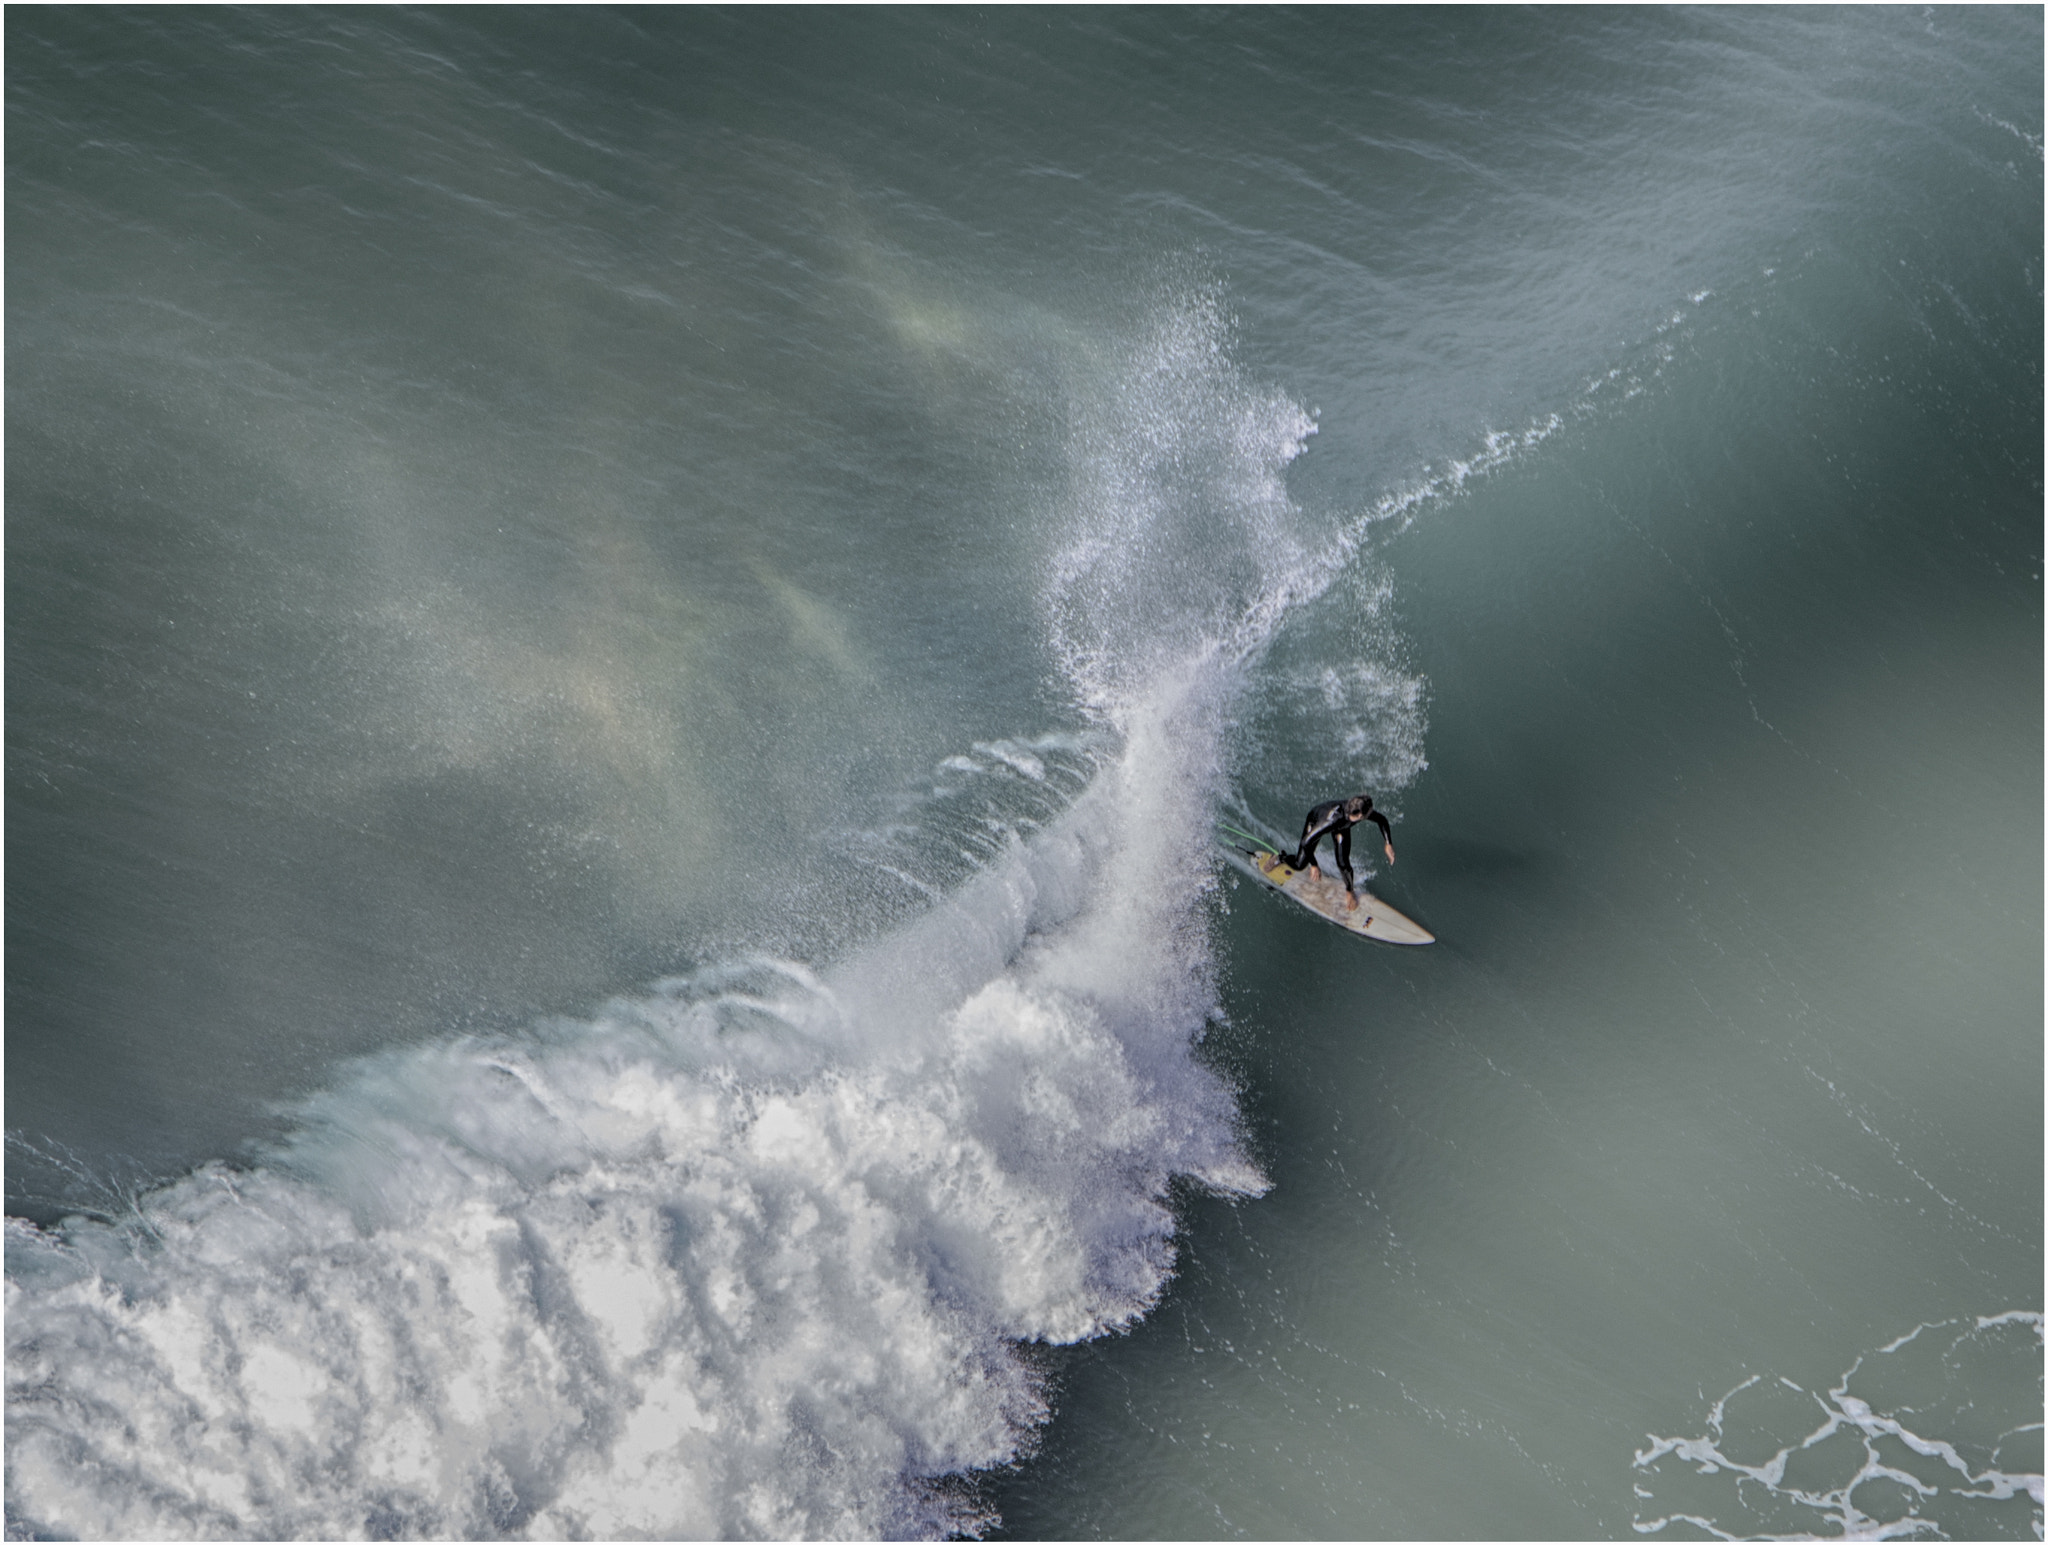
1632, 1314, 2044, 1541
5, 749, 1263, 1539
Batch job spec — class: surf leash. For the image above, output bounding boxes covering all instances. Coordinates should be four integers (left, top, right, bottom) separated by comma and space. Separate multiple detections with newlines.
1215, 819, 1278, 854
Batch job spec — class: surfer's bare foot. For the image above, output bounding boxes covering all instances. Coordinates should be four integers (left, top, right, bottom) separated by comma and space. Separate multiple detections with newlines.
1344, 891, 1359, 911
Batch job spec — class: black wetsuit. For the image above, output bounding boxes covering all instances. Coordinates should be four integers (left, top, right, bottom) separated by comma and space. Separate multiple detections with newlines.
1291, 797, 1392, 897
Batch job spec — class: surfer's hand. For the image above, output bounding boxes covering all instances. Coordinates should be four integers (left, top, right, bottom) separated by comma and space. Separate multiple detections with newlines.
1384, 841, 1396, 864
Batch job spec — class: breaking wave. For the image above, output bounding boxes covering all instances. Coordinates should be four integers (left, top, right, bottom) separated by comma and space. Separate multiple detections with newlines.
3, 288, 1332, 1540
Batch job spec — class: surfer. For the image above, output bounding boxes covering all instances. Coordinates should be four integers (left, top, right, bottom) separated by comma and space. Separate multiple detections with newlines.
1291, 795, 1395, 912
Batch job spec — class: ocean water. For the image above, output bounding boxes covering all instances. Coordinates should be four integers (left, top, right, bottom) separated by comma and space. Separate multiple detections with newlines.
5, 8, 2040, 1540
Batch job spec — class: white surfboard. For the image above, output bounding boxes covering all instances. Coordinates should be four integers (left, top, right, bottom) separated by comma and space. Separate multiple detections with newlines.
1220, 843, 1435, 945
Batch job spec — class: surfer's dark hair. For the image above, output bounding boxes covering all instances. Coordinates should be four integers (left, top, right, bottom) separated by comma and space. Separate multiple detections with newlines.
1345, 795, 1372, 818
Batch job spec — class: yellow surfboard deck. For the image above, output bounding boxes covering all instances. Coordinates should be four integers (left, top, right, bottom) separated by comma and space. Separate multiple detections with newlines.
1223, 845, 1435, 945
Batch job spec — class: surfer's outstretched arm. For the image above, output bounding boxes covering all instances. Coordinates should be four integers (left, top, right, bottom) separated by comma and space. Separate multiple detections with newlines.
1368, 809, 1395, 864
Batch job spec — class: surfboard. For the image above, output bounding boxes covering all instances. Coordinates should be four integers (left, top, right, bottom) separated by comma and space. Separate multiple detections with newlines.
1220, 842, 1435, 945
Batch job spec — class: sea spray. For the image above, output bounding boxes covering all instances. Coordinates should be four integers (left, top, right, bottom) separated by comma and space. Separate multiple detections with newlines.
1044, 280, 1321, 718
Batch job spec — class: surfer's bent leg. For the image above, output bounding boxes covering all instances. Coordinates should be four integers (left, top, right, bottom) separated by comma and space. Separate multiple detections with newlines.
1294, 827, 1335, 874
1292, 802, 1342, 872
1292, 831, 1320, 872
1334, 827, 1355, 895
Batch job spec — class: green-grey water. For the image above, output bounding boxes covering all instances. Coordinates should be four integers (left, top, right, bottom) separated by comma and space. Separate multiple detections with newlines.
8, 9, 2041, 1539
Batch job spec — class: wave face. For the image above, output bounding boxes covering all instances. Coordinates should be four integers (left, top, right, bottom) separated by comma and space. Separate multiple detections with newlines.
2, 292, 1340, 1540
